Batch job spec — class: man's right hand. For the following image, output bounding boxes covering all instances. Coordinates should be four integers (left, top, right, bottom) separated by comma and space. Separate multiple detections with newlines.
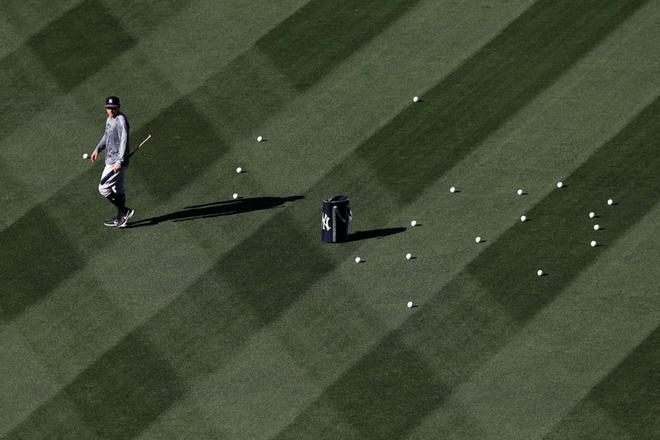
90, 149, 98, 162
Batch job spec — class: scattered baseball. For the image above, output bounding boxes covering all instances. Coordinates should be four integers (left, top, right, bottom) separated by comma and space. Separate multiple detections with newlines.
257, 136, 263, 142
520, 215, 527, 222
556, 181, 564, 188
413, 96, 419, 102
232, 193, 239, 199
517, 189, 524, 196
236, 167, 242, 174
589, 211, 596, 219
590, 240, 598, 247
593, 224, 600, 231
354, 256, 361, 264
475, 236, 482, 243
607, 198, 614, 206
82, 153, 89, 160
410, 220, 417, 227
450, 186, 457, 193
405, 253, 412, 260
537, 269, 544, 277
407, 301, 414, 308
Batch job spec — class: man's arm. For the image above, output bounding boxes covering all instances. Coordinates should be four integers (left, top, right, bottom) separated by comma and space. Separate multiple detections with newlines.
90, 123, 108, 163
111, 116, 128, 172
116, 116, 128, 165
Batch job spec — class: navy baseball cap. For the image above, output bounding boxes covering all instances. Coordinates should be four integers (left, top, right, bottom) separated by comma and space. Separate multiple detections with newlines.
105, 96, 120, 108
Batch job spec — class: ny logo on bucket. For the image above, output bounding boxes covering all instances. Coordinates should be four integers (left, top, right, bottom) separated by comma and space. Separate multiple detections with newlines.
322, 213, 331, 231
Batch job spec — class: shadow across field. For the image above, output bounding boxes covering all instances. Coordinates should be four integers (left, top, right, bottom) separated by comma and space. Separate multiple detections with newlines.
348, 227, 406, 242
126, 195, 304, 228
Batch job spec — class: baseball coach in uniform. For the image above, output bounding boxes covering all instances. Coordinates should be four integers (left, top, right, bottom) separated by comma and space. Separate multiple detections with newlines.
90, 96, 134, 228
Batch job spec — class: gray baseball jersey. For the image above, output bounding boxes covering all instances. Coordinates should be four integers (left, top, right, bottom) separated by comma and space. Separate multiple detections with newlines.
96, 113, 130, 166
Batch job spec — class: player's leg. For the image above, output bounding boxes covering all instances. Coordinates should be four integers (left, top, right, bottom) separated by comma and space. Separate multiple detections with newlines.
113, 168, 134, 228
99, 164, 120, 226
98, 166, 133, 227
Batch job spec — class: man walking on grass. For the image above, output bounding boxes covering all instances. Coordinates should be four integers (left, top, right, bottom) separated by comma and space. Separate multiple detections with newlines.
90, 96, 134, 228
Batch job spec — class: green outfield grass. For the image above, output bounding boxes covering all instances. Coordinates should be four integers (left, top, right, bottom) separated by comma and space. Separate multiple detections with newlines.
1, 0, 659, 439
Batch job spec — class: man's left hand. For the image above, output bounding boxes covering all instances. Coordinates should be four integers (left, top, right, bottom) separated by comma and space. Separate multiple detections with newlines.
112, 162, 122, 173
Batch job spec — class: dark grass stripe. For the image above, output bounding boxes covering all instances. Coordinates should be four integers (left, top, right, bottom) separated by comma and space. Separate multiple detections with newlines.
274, 332, 448, 440
2, 397, 102, 440
189, 49, 298, 140
257, 0, 421, 89
473, 97, 660, 322
544, 324, 660, 440
216, 209, 336, 321
0, 0, 136, 140
139, 270, 263, 381
0, 206, 83, 323
0, 161, 144, 322
4, 333, 185, 440
352, 0, 649, 205
0, 47, 62, 140
105, 0, 190, 36
0, 160, 35, 228
132, 98, 229, 201
25, 0, 136, 91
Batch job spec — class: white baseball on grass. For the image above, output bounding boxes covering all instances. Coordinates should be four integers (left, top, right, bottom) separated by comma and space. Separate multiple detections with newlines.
405, 253, 412, 260
407, 301, 414, 308
475, 236, 482, 243
413, 96, 419, 102
607, 198, 614, 206
354, 257, 361, 264
537, 269, 544, 276
517, 189, 524, 196
236, 167, 242, 174
82, 153, 89, 159
591, 240, 598, 247
450, 186, 456, 193
556, 181, 564, 188
410, 220, 417, 227
520, 215, 527, 222
589, 211, 596, 219
232, 193, 239, 199
257, 136, 263, 142
593, 224, 600, 231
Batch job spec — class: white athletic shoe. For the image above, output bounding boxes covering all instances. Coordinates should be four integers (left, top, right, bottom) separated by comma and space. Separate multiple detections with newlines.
117, 208, 135, 228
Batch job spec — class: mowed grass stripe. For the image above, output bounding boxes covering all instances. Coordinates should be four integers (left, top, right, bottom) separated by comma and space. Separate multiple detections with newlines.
473, 96, 660, 322
134, 0, 420, 200
257, 0, 421, 90
0, 0, 82, 57
0, 0, 136, 140
3, 332, 185, 440
3, 210, 335, 438
352, 0, 649, 206
544, 325, 660, 440
268, 96, 660, 440
0, 206, 83, 323
421, 200, 660, 440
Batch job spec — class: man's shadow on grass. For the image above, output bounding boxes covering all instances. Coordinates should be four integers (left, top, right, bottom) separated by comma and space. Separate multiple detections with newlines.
127, 195, 304, 228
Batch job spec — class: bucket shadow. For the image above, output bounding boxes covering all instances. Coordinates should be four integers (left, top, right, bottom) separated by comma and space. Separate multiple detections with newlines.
127, 195, 304, 228
348, 227, 406, 242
